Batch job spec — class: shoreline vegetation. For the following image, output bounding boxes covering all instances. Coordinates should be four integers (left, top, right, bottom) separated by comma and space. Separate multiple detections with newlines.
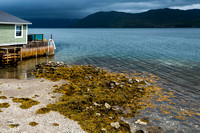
0, 61, 200, 132
33, 62, 162, 132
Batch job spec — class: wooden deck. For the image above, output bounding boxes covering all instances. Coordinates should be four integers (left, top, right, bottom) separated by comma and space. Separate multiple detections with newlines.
0, 41, 55, 67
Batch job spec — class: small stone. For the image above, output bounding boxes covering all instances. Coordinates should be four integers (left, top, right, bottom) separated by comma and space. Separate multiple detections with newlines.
105, 102, 111, 109
109, 117, 113, 119
111, 122, 120, 129
135, 119, 147, 125
128, 79, 133, 84
136, 79, 142, 82
112, 106, 122, 111
94, 102, 101, 106
101, 128, 106, 132
115, 82, 120, 86
121, 82, 126, 85
96, 113, 101, 116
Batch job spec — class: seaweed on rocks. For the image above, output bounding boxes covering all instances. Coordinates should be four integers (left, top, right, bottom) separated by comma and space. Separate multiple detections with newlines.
9, 124, 19, 128
29, 122, 38, 126
33, 62, 159, 133
0, 103, 10, 112
36, 107, 51, 114
12, 98, 40, 109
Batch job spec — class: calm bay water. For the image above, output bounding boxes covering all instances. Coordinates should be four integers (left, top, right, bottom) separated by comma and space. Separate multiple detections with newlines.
1, 28, 200, 132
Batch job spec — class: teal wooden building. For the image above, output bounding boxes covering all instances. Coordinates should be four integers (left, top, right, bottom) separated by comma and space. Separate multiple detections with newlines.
0, 10, 32, 47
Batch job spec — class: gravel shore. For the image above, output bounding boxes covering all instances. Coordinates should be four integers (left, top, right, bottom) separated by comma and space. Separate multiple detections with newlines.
0, 78, 86, 133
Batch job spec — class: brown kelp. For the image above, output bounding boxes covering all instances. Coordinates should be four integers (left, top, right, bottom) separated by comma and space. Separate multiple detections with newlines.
53, 123, 59, 126
12, 98, 40, 109
0, 103, 10, 112
36, 107, 51, 114
9, 124, 19, 128
0, 96, 7, 99
29, 122, 38, 126
33, 62, 159, 132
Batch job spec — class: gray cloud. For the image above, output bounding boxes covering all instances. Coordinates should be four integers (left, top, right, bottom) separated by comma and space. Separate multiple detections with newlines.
0, 0, 200, 19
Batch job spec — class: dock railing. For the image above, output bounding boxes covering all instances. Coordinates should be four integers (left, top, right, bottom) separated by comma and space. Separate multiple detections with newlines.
0, 34, 55, 67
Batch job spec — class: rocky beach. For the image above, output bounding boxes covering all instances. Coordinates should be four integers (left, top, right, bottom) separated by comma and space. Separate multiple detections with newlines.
0, 78, 86, 133
0, 62, 200, 133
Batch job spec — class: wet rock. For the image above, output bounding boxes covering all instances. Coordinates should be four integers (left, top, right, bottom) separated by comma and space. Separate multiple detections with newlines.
135, 130, 145, 133
111, 122, 120, 129
135, 119, 148, 125
120, 85, 123, 88
108, 81, 116, 89
94, 102, 101, 107
121, 82, 126, 85
147, 126, 163, 133
105, 102, 111, 109
128, 79, 133, 84
101, 128, 106, 132
96, 113, 101, 116
112, 106, 123, 111
57, 73, 62, 76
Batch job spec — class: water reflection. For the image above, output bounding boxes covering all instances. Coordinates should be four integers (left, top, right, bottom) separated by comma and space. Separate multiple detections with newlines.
0, 56, 55, 79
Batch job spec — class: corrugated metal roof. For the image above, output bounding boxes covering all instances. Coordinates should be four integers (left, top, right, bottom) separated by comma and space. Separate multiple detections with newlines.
0, 10, 32, 24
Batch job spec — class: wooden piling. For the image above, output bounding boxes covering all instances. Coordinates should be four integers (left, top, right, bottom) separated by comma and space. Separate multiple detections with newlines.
20, 47, 22, 62
6, 49, 8, 64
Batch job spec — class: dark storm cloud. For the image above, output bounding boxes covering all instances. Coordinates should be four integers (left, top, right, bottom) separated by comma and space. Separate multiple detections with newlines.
0, 0, 200, 18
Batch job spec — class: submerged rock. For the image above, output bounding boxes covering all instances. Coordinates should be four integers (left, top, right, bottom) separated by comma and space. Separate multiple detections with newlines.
96, 113, 101, 116
135, 118, 148, 125
105, 102, 111, 109
94, 102, 101, 107
135, 130, 145, 133
101, 128, 107, 132
111, 122, 120, 129
147, 126, 163, 133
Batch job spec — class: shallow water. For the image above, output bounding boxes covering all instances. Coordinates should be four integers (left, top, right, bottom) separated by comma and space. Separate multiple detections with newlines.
1, 28, 200, 132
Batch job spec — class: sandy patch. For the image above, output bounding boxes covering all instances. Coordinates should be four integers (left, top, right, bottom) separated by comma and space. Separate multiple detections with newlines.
0, 79, 86, 133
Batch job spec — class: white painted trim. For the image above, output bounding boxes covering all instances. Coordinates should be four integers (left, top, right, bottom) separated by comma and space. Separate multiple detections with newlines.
15, 24, 23, 38
0, 22, 32, 25
0, 42, 26, 46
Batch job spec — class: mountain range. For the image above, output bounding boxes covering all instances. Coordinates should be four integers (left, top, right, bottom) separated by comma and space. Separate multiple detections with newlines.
73, 8, 200, 28
26, 8, 200, 28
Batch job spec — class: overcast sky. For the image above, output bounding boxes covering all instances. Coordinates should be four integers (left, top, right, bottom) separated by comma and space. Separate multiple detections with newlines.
0, 0, 200, 19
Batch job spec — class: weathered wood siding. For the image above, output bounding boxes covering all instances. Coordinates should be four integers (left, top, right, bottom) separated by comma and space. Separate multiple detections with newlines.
0, 24, 27, 46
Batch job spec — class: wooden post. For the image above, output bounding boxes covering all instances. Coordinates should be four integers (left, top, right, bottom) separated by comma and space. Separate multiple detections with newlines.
42, 34, 44, 42
34, 34, 36, 42
14, 48, 16, 63
20, 47, 22, 62
6, 49, 8, 64
51, 34, 52, 39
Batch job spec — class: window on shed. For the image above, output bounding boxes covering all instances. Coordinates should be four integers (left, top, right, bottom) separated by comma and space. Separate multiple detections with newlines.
15, 25, 23, 38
